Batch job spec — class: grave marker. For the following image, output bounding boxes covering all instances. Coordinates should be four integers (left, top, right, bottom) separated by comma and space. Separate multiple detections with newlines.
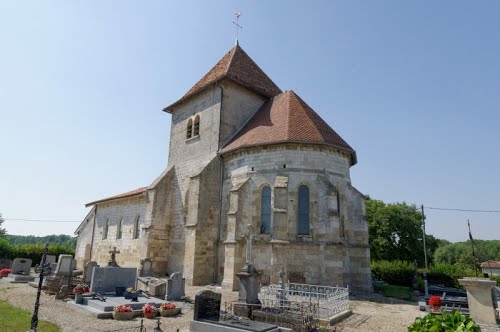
166, 272, 185, 301
193, 290, 221, 322
12, 258, 32, 275
90, 267, 137, 293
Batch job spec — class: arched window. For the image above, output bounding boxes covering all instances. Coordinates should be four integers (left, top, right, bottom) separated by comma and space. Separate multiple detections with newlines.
260, 186, 271, 234
193, 115, 200, 136
186, 118, 193, 139
103, 219, 109, 240
133, 215, 141, 239
297, 185, 310, 235
116, 217, 123, 239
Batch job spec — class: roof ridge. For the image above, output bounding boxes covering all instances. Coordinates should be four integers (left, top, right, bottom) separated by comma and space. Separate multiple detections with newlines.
225, 44, 239, 74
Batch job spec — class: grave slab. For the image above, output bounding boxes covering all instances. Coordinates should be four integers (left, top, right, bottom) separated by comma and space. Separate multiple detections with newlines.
11, 258, 32, 275
166, 272, 185, 300
90, 267, 137, 293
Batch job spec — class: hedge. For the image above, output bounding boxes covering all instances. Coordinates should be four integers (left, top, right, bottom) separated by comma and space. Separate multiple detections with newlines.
0, 239, 74, 266
371, 260, 415, 287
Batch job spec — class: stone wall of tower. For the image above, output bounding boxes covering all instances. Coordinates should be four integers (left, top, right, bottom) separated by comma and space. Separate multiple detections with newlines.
165, 80, 269, 284
219, 144, 372, 293
75, 208, 95, 268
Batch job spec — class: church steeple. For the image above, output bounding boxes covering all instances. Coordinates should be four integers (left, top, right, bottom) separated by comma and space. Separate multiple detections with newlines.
163, 45, 281, 113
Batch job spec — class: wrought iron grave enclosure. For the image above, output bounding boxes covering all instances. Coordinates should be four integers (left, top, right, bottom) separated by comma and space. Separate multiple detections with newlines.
259, 283, 349, 320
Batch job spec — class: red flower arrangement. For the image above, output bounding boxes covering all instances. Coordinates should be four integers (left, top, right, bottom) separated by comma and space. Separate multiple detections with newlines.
429, 295, 442, 307
142, 304, 157, 318
114, 305, 132, 313
73, 284, 90, 295
160, 303, 176, 310
0, 268, 12, 277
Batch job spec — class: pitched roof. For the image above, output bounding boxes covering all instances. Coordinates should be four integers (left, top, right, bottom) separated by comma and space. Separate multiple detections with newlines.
220, 90, 357, 165
85, 187, 148, 207
163, 44, 282, 112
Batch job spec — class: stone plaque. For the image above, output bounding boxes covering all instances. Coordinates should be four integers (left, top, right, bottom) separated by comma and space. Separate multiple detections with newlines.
11, 258, 32, 275
0, 259, 12, 269
193, 290, 221, 321
90, 267, 137, 293
166, 272, 185, 301
55, 255, 74, 276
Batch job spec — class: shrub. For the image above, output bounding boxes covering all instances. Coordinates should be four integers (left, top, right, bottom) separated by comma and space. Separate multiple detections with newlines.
408, 311, 479, 332
425, 263, 476, 288
0, 242, 74, 266
371, 260, 414, 287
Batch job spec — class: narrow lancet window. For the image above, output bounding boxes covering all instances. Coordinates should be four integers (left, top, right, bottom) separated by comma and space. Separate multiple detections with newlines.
193, 115, 200, 136
186, 118, 193, 139
133, 215, 141, 239
260, 186, 271, 234
298, 185, 310, 235
103, 219, 109, 240
116, 217, 123, 239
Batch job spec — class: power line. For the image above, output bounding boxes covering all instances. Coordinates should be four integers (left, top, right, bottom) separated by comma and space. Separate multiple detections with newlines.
4, 218, 80, 223
425, 206, 500, 213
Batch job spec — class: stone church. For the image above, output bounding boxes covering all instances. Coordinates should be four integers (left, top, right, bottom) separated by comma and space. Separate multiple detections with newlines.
75, 43, 372, 294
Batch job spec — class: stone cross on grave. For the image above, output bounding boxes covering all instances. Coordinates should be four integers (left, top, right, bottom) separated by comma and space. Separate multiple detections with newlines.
108, 247, 120, 267
279, 266, 286, 289
245, 224, 255, 266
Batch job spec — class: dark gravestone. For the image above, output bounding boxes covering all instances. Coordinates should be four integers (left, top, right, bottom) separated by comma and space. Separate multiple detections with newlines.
193, 290, 221, 322
115, 287, 125, 297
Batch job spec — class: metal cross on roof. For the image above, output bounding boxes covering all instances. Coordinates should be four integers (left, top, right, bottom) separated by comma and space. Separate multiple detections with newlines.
233, 11, 243, 44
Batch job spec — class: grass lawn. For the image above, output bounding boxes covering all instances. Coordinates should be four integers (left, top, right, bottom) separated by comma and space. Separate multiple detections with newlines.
0, 300, 60, 332
380, 284, 413, 301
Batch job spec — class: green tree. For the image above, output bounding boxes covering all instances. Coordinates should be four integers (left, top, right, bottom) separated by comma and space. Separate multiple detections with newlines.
365, 197, 439, 266
434, 240, 500, 270
0, 213, 6, 238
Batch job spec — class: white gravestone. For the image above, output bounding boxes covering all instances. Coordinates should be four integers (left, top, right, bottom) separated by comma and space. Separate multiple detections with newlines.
166, 272, 185, 300
45, 255, 56, 265
11, 258, 32, 275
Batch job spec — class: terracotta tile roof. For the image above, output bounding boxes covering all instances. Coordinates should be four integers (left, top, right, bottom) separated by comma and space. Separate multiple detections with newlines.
480, 261, 500, 269
85, 187, 148, 207
163, 44, 281, 112
220, 90, 357, 165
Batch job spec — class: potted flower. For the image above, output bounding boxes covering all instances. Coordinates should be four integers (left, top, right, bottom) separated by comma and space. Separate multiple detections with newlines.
0, 268, 11, 278
73, 284, 90, 304
159, 303, 181, 317
142, 304, 157, 319
113, 305, 134, 320
428, 295, 442, 313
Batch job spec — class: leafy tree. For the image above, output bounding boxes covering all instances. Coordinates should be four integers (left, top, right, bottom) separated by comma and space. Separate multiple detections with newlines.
434, 240, 500, 270
365, 196, 440, 266
7, 234, 77, 249
0, 213, 6, 239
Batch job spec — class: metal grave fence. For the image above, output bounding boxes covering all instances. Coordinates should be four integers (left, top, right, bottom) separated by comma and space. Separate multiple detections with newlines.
258, 283, 349, 320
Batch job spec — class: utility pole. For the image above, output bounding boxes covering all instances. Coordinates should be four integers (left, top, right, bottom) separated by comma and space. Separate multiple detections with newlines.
421, 205, 428, 270
468, 219, 478, 277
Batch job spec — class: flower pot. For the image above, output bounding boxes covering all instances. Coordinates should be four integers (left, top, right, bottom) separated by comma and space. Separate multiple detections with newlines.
160, 308, 181, 317
144, 311, 157, 319
113, 311, 134, 321
75, 294, 83, 304
430, 305, 441, 313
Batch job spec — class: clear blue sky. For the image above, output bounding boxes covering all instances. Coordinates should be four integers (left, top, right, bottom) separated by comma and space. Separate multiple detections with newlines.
1, 1, 499, 242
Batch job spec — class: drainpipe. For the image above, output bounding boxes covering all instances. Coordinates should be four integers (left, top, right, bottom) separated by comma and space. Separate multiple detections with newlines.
213, 83, 224, 284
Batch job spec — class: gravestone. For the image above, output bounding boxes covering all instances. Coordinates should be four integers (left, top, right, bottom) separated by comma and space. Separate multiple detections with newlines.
166, 272, 185, 300
55, 255, 76, 276
45, 255, 56, 265
90, 267, 137, 293
193, 290, 222, 322
83, 262, 99, 284
108, 247, 120, 267
12, 258, 32, 275
139, 258, 152, 277
0, 259, 12, 269
138, 277, 167, 298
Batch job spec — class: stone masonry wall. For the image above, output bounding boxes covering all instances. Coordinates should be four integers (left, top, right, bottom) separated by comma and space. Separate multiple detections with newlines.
219, 144, 372, 293
90, 195, 148, 268
75, 208, 95, 268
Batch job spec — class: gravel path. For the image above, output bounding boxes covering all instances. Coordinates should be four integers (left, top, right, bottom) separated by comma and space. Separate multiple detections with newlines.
1, 279, 424, 332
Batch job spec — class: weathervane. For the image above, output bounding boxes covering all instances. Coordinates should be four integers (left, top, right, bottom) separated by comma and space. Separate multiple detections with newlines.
233, 11, 243, 44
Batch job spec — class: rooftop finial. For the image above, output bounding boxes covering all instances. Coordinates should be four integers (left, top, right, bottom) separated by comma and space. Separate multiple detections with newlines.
233, 11, 243, 45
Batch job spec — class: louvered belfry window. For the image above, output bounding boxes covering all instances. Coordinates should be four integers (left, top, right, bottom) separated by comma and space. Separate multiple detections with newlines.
193, 115, 200, 136
260, 186, 271, 234
298, 185, 310, 235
